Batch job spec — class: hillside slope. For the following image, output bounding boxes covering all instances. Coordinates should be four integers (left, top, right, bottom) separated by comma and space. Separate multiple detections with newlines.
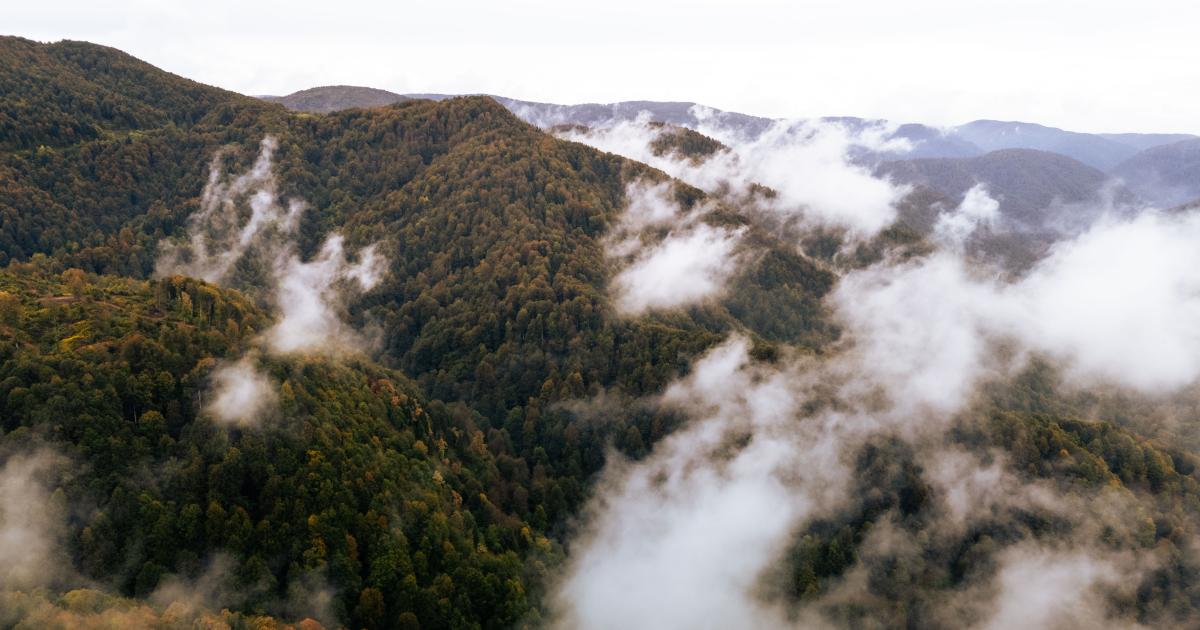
0, 36, 262, 150
0, 265, 540, 628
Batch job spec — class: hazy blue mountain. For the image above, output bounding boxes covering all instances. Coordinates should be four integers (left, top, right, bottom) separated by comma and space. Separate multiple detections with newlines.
483, 103, 1194, 169
1099, 131, 1197, 152
878, 148, 1137, 230
949, 120, 1184, 171
1111, 138, 1200, 208
259, 90, 1194, 171
892, 122, 985, 158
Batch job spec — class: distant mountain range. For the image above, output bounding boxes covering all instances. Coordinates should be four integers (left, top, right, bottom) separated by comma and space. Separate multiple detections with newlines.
1111, 138, 1200, 208
950, 120, 1194, 171
258, 87, 1190, 158
877, 149, 1137, 231
260, 86, 1200, 210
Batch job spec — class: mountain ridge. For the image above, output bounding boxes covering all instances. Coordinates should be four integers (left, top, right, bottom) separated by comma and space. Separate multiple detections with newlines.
255, 85, 1196, 171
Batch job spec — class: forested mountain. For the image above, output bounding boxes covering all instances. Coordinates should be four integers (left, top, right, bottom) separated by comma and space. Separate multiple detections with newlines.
0, 266, 537, 628
7, 35, 1200, 630
0, 36, 834, 628
0, 36, 253, 150
262, 86, 410, 113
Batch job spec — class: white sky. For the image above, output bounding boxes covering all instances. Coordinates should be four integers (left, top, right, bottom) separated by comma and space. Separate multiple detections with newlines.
6, 0, 1199, 133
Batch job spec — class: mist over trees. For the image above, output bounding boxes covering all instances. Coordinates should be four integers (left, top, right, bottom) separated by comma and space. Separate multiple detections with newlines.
4, 34, 1200, 630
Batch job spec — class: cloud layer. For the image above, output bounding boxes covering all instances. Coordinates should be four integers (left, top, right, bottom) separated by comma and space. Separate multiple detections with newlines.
551, 110, 1200, 629
557, 112, 909, 237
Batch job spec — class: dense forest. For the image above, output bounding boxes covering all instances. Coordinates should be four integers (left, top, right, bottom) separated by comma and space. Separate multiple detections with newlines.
0, 36, 835, 628
5, 35, 1200, 629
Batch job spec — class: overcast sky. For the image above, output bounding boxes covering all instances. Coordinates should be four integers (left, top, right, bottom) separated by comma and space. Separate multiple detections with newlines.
7, 0, 1198, 133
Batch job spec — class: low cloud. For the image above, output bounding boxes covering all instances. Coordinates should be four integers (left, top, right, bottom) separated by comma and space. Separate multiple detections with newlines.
836, 207, 1200, 403
158, 136, 386, 356
552, 162, 1200, 626
557, 113, 909, 238
612, 180, 688, 236
148, 554, 241, 619
831, 251, 1007, 419
157, 136, 389, 425
1, 558, 333, 629
149, 553, 335, 626
1011, 210, 1200, 392
922, 448, 1061, 533
0, 449, 69, 591
612, 222, 745, 315
707, 119, 907, 236
602, 180, 745, 315
157, 136, 303, 285
934, 183, 1000, 250
956, 545, 1146, 630
207, 355, 277, 428
265, 235, 385, 354
552, 338, 850, 630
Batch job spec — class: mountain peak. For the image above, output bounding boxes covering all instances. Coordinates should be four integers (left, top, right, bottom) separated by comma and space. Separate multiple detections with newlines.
260, 85, 409, 113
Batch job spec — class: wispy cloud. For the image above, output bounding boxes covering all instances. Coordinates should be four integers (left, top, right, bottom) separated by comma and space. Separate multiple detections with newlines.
158, 136, 388, 426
